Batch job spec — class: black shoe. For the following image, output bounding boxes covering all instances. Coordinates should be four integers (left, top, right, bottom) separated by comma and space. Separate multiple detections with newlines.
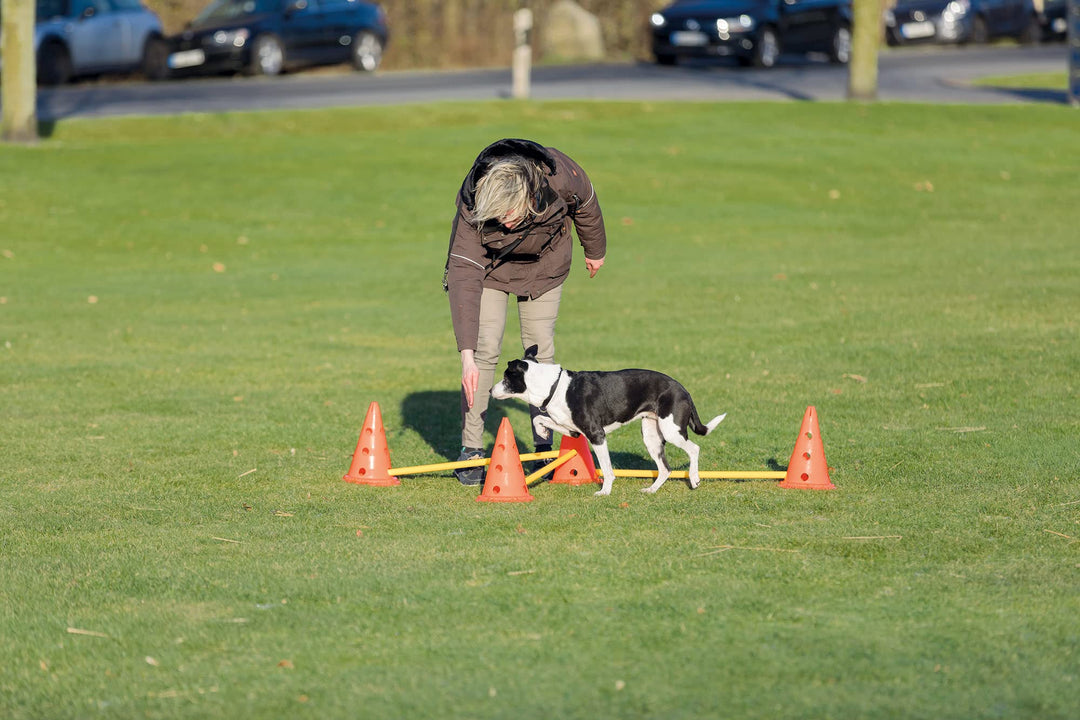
528, 444, 553, 475
454, 447, 485, 486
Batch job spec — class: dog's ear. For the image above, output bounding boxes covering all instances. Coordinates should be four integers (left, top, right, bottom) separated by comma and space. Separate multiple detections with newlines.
524, 344, 539, 360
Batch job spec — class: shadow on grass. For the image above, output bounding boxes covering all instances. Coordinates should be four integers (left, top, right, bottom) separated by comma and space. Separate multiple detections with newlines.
401, 390, 788, 483
400, 390, 462, 461
400, 391, 559, 460
982, 86, 1069, 104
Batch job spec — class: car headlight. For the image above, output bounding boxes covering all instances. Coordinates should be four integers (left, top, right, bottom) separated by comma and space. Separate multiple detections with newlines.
213, 28, 250, 47
943, 0, 969, 19
650, 12, 667, 28
717, 15, 754, 34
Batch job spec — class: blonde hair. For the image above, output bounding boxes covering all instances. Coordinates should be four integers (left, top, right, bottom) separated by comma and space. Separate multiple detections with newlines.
472, 159, 542, 227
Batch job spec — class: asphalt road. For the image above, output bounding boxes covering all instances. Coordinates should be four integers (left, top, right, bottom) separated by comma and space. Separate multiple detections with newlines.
27, 44, 1072, 121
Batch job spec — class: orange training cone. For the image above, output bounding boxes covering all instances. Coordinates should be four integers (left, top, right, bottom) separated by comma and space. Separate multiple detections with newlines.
550, 433, 600, 485
477, 417, 534, 503
778, 406, 835, 490
343, 401, 400, 486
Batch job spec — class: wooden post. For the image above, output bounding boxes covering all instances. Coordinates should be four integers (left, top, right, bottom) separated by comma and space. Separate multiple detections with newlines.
512, 7, 533, 100
847, 0, 881, 102
1, 0, 38, 143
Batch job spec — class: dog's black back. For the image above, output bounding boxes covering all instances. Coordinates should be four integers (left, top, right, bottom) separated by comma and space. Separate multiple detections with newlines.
565, 369, 708, 442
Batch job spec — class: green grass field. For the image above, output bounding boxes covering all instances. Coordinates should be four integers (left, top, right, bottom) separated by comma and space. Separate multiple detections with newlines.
1, 100, 1078, 719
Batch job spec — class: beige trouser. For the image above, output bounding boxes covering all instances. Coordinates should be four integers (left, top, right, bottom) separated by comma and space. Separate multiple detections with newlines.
461, 285, 563, 449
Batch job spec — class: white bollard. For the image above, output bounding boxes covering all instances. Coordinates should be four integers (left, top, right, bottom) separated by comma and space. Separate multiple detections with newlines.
512, 8, 533, 100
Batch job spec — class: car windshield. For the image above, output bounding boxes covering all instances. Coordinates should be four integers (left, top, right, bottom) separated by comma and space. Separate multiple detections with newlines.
194, 0, 280, 23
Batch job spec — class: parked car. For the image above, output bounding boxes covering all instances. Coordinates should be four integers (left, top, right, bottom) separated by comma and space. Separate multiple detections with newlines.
1036, 0, 1067, 40
0, 0, 167, 85
166, 0, 388, 77
883, 0, 1040, 46
649, 0, 853, 68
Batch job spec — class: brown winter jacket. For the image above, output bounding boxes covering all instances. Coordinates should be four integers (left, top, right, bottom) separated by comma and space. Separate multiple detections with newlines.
444, 139, 607, 353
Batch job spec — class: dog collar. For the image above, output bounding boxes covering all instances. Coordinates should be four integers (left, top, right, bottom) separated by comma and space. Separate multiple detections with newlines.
538, 369, 563, 413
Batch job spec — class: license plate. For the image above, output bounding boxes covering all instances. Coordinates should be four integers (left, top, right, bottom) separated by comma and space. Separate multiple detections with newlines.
670, 31, 708, 47
900, 21, 935, 39
168, 49, 206, 70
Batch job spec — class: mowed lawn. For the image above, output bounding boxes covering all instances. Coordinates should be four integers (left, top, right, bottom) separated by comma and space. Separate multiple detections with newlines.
1, 100, 1077, 719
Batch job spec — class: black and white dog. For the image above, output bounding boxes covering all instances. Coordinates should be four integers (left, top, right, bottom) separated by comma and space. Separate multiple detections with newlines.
491, 346, 726, 495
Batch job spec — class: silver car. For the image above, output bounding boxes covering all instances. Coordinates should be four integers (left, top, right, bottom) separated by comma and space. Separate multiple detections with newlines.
0, 0, 168, 85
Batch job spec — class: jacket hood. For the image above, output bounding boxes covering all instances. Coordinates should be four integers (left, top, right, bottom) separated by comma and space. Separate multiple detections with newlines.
460, 138, 559, 212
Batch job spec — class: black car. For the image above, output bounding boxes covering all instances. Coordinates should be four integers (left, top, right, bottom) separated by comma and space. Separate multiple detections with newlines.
1036, 0, 1067, 40
883, 0, 1040, 45
649, 0, 853, 68
167, 0, 388, 77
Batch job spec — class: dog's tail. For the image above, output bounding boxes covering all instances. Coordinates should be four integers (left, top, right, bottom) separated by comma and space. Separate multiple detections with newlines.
690, 411, 727, 436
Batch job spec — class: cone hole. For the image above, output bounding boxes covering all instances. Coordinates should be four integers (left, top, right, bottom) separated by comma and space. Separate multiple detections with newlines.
492, 485, 501, 494
806, 431, 813, 440
800, 473, 809, 481
362, 447, 371, 456
495, 464, 503, 473
570, 468, 579, 477
358, 467, 367, 476
803, 451, 811, 460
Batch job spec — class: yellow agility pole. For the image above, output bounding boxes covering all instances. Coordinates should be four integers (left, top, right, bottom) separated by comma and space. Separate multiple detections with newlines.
387, 450, 560, 477
388, 453, 782, 481
612, 469, 786, 480
524, 449, 578, 486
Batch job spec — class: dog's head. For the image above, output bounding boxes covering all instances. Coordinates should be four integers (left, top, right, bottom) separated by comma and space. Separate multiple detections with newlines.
491, 345, 549, 401
491, 359, 530, 400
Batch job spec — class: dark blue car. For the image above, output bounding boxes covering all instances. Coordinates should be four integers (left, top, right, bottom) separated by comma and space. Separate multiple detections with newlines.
650, 0, 853, 68
883, 0, 1040, 45
167, 0, 388, 77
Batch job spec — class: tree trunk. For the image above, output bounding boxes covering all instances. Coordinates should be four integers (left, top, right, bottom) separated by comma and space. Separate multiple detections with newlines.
1, 0, 38, 143
847, 0, 880, 102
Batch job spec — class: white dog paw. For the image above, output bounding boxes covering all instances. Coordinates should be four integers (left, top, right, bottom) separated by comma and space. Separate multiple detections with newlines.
641, 487, 657, 494
594, 489, 611, 497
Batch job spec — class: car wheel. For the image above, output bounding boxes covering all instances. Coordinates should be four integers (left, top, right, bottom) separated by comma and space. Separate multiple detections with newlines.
972, 16, 989, 44
752, 27, 780, 68
829, 25, 852, 64
1018, 15, 1041, 44
37, 41, 73, 86
655, 51, 677, 66
351, 31, 383, 72
249, 35, 285, 76
142, 36, 169, 81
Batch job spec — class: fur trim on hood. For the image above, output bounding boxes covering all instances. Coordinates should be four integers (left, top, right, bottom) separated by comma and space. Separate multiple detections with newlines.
459, 138, 558, 210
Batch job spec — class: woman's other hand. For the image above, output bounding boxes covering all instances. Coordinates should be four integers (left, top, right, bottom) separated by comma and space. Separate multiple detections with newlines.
460, 349, 479, 408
